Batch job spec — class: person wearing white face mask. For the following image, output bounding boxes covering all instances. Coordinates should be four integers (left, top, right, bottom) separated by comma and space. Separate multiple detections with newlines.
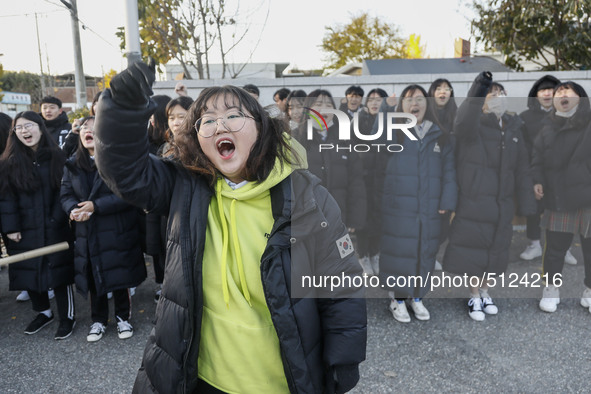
531, 82, 591, 314
442, 72, 537, 322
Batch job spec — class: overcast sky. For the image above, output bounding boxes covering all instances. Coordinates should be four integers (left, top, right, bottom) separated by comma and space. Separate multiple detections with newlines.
0, 0, 474, 78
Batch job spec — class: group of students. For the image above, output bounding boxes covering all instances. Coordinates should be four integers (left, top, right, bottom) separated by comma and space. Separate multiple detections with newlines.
261, 73, 591, 324
1, 63, 590, 393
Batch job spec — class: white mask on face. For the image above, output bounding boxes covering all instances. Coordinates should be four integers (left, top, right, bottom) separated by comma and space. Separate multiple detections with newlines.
487, 95, 508, 117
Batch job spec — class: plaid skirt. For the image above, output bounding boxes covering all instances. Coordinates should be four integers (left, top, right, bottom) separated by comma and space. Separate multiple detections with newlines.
540, 208, 591, 237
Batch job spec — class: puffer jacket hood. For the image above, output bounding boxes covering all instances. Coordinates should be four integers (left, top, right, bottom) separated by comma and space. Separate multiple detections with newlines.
527, 75, 561, 109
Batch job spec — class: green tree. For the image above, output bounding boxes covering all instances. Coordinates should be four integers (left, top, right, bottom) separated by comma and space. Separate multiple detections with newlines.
472, 0, 591, 71
321, 13, 406, 71
0, 71, 42, 104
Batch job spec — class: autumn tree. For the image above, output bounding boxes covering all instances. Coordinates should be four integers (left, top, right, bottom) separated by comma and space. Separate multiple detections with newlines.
471, 0, 591, 70
117, 0, 262, 79
97, 69, 118, 91
321, 13, 406, 71
404, 34, 426, 59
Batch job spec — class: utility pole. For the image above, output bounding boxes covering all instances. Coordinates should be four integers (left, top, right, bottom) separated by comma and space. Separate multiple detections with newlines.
124, 0, 142, 66
34, 13, 47, 98
60, 0, 87, 109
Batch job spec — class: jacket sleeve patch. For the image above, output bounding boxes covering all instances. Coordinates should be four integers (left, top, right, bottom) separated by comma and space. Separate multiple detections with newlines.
336, 234, 354, 258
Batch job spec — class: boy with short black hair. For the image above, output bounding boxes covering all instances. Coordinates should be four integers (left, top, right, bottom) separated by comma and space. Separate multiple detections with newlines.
40, 96, 72, 150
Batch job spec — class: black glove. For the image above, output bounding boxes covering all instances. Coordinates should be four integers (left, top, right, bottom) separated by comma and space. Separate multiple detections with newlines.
110, 59, 156, 109
333, 364, 360, 394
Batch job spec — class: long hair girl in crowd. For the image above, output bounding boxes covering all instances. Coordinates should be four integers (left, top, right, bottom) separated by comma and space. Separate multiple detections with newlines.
93, 62, 366, 394
160, 95, 193, 157
356, 88, 388, 276
443, 72, 536, 321
294, 89, 367, 234
284, 89, 307, 132
427, 78, 458, 270
532, 82, 591, 313
145, 94, 172, 302
60, 116, 146, 342
376, 85, 457, 323
0, 111, 75, 339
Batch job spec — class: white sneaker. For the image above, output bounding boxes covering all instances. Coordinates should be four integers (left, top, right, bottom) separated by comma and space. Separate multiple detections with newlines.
564, 249, 577, 265
16, 291, 30, 302
48, 289, 55, 300
370, 254, 380, 275
409, 298, 430, 320
87, 322, 106, 342
468, 297, 485, 321
434, 260, 443, 271
389, 300, 411, 323
539, 285, 560, 313
116, 316, 133, 339
481, 296, 498, 315
358, 256, 374, 276
580, 288, 591, 312
520, 242, 542, 260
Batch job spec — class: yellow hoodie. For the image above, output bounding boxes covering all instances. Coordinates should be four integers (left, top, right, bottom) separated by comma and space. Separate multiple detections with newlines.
198, 141, 305, 393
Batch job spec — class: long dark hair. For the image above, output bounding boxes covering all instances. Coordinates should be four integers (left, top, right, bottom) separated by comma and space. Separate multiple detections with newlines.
165, 96, 194, 143
0, 112, 12, 155
148, 95, 171, 147
74, 116, 96, 172
174, 85, 297, 185
0, 111, 65, 193
428, 78, 457, 133
397, 84, 449, 145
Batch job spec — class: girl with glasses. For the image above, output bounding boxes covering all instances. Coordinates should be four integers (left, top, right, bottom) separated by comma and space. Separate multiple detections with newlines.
93, 63, 366, 394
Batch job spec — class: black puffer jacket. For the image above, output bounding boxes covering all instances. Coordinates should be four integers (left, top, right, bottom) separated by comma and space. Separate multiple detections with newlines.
531, 103, 591, 212
443, 73, 537, 276
519, 75, 560, 157
94, 90, 367, 394
60, 158, 146, 296
293, 123, 367, 229
0, 151, 74, 292
43, 111, 71, 149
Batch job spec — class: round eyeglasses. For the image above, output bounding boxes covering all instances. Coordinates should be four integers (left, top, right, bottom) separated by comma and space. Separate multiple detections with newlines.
194, 110, 254, 138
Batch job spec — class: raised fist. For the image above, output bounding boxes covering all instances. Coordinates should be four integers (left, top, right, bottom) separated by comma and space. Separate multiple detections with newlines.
110, 59, 156, 109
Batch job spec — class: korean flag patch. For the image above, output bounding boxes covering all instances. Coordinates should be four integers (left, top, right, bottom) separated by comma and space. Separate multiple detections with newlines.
336, 234, 354, 258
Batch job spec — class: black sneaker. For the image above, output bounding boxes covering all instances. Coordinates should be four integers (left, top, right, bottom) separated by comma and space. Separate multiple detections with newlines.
54, 319, 76, 340
24, 313, 54, 334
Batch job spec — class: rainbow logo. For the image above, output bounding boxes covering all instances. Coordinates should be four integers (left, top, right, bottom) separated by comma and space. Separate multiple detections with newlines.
304, 107, 328, 130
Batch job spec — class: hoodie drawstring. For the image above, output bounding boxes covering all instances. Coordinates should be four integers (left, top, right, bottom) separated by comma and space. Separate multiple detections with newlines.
216, 181, 251, 308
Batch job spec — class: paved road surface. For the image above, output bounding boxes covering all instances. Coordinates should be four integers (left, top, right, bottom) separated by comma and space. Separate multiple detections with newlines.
1, 231, 589, 393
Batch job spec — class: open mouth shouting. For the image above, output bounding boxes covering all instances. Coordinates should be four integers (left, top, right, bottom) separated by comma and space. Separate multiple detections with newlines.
22, 133, 33, 143
216, 137, 236, 159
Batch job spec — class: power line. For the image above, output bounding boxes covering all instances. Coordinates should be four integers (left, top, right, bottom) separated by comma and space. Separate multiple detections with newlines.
0, 9, 63, 18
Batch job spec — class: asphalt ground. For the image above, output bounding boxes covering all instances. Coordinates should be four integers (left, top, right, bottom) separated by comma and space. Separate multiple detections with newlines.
0, 230, 589, 393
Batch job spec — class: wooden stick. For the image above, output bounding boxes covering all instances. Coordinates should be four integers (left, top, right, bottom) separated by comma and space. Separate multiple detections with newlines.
0, 242, 70, 267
